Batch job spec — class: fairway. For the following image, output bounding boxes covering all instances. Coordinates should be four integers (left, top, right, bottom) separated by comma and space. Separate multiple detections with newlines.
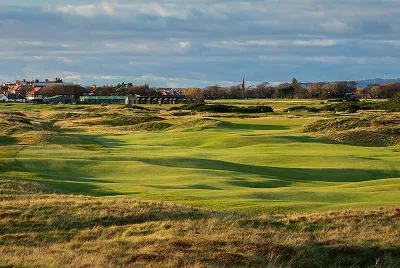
1, 104, 399, 213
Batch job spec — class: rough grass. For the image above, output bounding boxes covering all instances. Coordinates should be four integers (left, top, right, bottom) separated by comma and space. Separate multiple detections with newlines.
1, 179, 400, 268
303, 115, 400, 146
378, 93, 400, 112
1, 103, 400, 212
132, 121, 173, 131
169, 118, 219, 131
1, 102, 400, 266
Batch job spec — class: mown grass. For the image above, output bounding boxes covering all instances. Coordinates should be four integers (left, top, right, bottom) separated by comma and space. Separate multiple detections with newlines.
209, 99, 325, 111
1, 101, 400, 267
1, 179, 400, 267
0, 102, 399, 213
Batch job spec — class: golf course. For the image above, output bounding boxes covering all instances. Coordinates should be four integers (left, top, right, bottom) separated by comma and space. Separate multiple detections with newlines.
1, 99, 400, 267
1, 100, 399, 212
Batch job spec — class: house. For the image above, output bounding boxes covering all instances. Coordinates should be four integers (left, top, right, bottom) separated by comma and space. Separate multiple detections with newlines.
0, 93, 26, 102
0, 93, 8, 102
26, 87, 45, 102
8, 85, 32, 97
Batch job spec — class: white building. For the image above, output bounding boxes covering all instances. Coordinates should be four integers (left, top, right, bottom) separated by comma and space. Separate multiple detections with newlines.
0, 93, 26, 102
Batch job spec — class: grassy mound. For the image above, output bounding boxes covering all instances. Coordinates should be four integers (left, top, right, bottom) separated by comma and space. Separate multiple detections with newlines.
320, 94, 400, 113
304, 116, 400, 146
303, 117, 374, 132
131, 121, 172, 131
322, 102, 376, 113
0, 111, 32, 132
1, 179, 400, 267
326, 128, 400, 147
0, 112, 52, 145
378, 93, 400, 112
169, 118, 218, 131
100, 115, 164, 126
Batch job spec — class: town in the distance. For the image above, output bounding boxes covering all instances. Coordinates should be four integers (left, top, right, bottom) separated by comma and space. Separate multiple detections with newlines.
1, 76, 399, 105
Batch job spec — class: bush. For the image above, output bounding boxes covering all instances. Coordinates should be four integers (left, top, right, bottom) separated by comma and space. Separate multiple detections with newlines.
322, 101, 379, 113
322, 103, 361, 113
174, 104, 273, 113
284, 106, 320, 113
378, 93, 400, 112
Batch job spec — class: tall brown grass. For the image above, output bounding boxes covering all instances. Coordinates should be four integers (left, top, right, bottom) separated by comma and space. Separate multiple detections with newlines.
1, 179, 399, 267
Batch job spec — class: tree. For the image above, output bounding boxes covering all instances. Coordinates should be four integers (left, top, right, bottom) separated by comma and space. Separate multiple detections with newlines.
275, 83, 294, 98
307, 83, 325, 99
41, 85, 89, 99
183, 88, 205, 101
292, 78, 308, 98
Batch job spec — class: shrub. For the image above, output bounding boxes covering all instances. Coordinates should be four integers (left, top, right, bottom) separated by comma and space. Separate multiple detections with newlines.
284, 106, 321, 113
174, 104, 273, 113
378, 93, 400, 112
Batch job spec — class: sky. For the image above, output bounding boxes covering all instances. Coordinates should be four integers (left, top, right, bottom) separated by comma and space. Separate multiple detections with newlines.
1, 0, 400, 87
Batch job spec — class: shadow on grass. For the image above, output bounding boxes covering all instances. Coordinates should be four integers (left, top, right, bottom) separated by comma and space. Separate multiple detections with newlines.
47, 133, 126, 149
0, 136, 18, 146
135, 157, 399, 183
147, 184, 222, 190
227, 178, 292, 188
33, 178, 120, 196
216, 121, 289, 131
3, 158, 121, 196
277, 135, 338, 144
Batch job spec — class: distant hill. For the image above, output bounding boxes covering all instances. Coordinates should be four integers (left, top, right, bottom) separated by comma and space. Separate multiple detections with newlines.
357, 78, 400, 87
300, 78, 400, 88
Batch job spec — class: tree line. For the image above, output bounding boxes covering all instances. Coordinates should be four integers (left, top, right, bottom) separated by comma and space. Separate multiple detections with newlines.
40, 79, 400, 100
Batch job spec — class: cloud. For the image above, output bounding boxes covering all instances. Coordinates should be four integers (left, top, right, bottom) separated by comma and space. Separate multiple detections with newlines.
305, 56, 366, 64
320, 20, 352, 34
179, 42, 191, 49
53, 2, 116, 17
1, 0, 400, 85
292, 40, 341, 47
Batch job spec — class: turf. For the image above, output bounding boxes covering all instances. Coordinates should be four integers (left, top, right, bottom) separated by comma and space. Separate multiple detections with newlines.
1, 179, 400, 267
0, 102, 399, 213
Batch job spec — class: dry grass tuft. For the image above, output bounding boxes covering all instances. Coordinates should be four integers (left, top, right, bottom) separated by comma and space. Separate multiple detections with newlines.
1, 179, 399, 267
304, 115, 400, 146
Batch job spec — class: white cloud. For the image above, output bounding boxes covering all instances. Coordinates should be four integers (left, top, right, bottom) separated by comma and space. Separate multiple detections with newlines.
292, 40, 341, 47
64, 74, 81, 80
55, 5, 98, 17
105, 43, 117, 48
135, 3, 192, 19
246, 40, 282, 46
18, 41, 43, 46
179, 41, 191, 49
305, 56, 366, 64
320, 20, 352, 34
61, 58, 73, 64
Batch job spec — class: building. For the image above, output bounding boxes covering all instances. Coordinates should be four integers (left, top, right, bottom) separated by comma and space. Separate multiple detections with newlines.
156, 88, 184, 96
0, 93, 26, 102
26, 87, 45, 102
79, 96, 127, 104
8, 84, 32, 96
0, 93, 8, 102
43, 95, 76, 104
32, 78, 73, 87
125, 94, 188, 105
